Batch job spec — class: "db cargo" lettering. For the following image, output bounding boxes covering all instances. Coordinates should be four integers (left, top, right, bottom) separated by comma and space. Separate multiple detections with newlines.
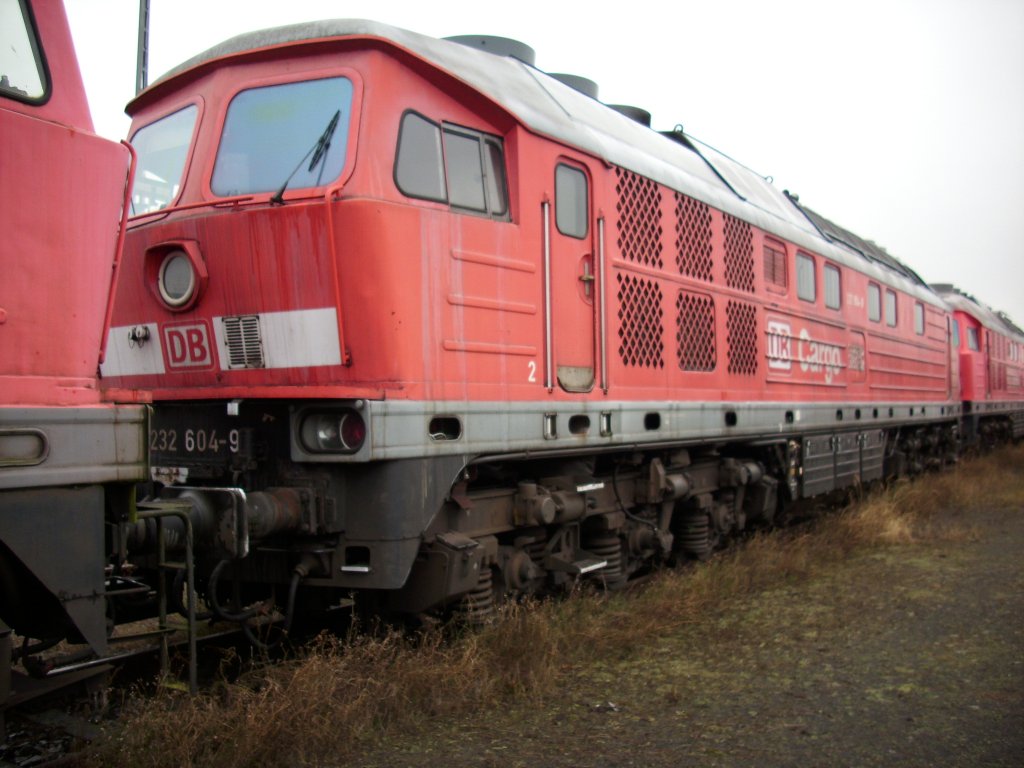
162, 322, 214, 370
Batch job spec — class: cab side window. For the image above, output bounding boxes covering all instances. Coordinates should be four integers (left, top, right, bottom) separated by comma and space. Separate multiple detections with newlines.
0, 0, 47, 102
394, 111, 509, 219
967, 327, 980, 351
394, 112, 445, 201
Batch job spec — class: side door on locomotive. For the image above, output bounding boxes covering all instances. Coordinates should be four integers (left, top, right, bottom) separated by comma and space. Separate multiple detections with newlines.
543, 153, 599, 393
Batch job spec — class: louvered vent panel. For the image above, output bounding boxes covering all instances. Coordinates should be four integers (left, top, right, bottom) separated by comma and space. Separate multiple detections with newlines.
615, 168, 663, 269
674, 193, 714, 282
725, 300, 758, 375
676, 291, 716, 371
763, 240, 787, 291
723, 214, 755, 293
617, 273, 664, 368
222, 315, 265, 369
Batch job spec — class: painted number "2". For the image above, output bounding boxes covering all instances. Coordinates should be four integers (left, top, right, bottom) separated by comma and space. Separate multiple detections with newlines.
527, 360, 537, 383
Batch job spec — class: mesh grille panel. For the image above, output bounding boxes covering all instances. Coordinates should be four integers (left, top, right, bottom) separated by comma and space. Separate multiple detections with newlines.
723, 214, 755, 293
726, 300, 758, 375
676, 291, 716, 371
615, 168, 663, 269
617, 273, 664, 368
222, 315, 264, 369
674, 193, 714, 282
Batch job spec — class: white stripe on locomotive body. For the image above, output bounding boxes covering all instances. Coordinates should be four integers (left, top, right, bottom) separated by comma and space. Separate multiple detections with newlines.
102, 308, 342, 377
212, 307, 342, 370
144, 20, 946, 311
286, 398, 963, 464
101, 323, 166, 376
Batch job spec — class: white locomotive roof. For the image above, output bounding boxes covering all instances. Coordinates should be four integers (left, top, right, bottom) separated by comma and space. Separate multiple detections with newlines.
932, 285, 1024, 342
143, 19, 944, 307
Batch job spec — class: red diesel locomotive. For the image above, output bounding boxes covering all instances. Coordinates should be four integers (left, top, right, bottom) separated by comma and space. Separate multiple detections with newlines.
0, 0, 147, 704
97, 20, 973, 624
933, 284, 1024, 446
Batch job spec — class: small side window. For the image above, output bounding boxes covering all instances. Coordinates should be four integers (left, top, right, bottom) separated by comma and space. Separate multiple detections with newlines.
824, 264, 841, 310
555, 164, 588, 238
0, 0, 47, 102
885, 290, 897, 327
395, 112, 509, 219
395, 112, 446, 202
868, 283, 881, 322
914, 302, 925, 335
967, 327, 979, 351
763, 238, 787, 293
952, 318, 961, 349
483, 139, 508, 216
444, 128, 487, 212
796, 252, 815, 303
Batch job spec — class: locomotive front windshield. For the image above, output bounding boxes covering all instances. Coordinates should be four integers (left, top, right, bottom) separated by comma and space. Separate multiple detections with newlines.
129, 105, 198, 215
211, 76, 354, 197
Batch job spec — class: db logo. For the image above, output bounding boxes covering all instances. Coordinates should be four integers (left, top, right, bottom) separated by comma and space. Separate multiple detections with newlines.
161, 321, 215, 370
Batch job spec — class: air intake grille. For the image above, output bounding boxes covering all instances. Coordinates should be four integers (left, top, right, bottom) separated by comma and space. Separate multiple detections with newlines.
676, 291, 716, 371
726, 300, 758, 375
723, 214, 755, 293
617, 274, 664, 368
674, 193, 714, 282
222, 315, 264, 369
615, 168, 663, 269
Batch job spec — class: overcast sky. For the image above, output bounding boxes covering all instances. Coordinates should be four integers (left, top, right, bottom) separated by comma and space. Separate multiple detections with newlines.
65, 0, 1023, 323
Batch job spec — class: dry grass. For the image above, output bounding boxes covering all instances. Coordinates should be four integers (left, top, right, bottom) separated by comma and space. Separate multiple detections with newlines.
81, 446, 1024, 767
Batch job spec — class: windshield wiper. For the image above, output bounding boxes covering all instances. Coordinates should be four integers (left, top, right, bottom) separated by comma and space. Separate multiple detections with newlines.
269, 109, 341, 205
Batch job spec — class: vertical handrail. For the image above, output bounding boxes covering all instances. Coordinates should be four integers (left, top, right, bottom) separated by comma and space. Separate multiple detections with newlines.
135, 0, 150, 94
324, 182, 352, 365
99, 141, 137, 366
137, 505, 197, 694
1, 620, 11, 740
542, 201, 553, 391
598, 216, 608, 394
156, 518, 168, 676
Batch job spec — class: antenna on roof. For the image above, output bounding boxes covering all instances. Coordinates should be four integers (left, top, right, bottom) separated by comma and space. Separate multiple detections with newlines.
136, 0, 150, 93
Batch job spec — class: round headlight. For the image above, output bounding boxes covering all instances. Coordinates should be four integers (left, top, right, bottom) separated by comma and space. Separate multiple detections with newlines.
300, 410, 366, 454
158, 250, 196, 308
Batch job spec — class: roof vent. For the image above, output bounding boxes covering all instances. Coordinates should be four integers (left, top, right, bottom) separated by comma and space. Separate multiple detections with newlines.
548, 73, 599, 99
444, 35, 536, 66
608, 104, 651, 127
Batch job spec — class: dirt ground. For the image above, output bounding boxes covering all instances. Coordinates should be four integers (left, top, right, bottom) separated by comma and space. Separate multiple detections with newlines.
355, 504, 1024, 768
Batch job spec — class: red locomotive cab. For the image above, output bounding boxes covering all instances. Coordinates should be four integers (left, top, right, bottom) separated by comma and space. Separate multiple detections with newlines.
102, 35, 531, 404
956, 312, 987, 402
934, 286, 1024, 446
1, 0, 147, 683
1, 1, 134, 406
